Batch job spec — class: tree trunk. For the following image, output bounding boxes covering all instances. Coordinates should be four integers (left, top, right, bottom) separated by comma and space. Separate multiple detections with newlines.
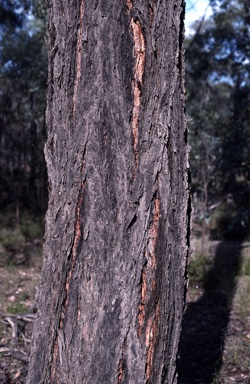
27, 0, 190, 383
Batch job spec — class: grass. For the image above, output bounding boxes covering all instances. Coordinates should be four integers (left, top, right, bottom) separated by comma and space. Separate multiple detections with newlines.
241, 256, 250, 275
6, 302, 27, 315
234, 276, 250, 322
227, 337, 245, 367
211, 370, 222, 384
188, 252, 212, 285
0, 264, 42, 314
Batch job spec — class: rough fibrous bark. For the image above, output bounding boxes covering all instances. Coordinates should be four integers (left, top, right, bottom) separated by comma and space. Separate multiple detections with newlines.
27, 0, 190, 383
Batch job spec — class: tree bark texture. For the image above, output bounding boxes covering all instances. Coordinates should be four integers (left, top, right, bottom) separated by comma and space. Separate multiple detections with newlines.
27, 0, 190, 383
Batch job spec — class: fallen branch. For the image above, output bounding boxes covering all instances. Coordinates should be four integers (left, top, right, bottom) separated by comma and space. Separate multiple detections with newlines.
0, 313, 36, 321
0, 347, 29, 363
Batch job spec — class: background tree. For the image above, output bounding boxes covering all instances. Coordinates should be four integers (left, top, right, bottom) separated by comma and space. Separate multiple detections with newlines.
177, 4, 250, 383
0, 0, 47, 218
27, 0, 190, 383
186, 0, 250, 239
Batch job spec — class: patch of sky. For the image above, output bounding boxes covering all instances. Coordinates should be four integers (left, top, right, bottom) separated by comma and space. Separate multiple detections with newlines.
185, 0, 213, 36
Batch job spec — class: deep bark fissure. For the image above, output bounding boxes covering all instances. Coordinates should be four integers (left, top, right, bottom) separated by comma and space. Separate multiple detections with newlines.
127, 0, 146, 172
73, 0, 84, 117
146, 300, 160, 383
117, 323, 131, 384
51, 175, 85, 381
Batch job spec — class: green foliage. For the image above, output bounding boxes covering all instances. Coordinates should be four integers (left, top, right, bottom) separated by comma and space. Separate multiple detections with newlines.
237, 278, 250, 323
241, 258, 250, 276
0, 227, 25, 251
20, 216, 44, 239
0, 211, 44, 244
188, 253, 211, 284
211, 370, 222, 384
0, 211, 44, 266
19, 291, 30, 301
209, 203, 250, 240
0, 0, 28, 30
187, 0, 250, 240
6, 301, 27, 314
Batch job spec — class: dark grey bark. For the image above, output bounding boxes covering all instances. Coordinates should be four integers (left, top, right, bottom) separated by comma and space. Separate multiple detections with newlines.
27, 0, 190, 383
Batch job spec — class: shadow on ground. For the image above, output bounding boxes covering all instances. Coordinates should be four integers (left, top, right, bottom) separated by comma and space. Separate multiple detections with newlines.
177, 241, 243, 384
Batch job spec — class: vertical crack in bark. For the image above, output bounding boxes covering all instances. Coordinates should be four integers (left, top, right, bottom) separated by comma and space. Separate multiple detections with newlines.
146, 301, 160, 383
127, 0, 145, 170
149, 197, 159, 275
103, 122, 107, 147
117, 326, 130, 383
149, 2, 155, 29
137, 197, 160, 338
126, 0, 132, 11
117, 346, 125, 384
137, 197, 160, 381
61, 179, 84, 325
145, 198, 160, 382
137, 264, 147, 337
51, 173, 84, 379
77, 291, 81, 322
73, 0, 84, 117
51, 340, 59, 383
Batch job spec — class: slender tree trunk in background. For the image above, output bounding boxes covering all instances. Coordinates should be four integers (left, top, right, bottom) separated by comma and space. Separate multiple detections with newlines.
27, 0, 190, 383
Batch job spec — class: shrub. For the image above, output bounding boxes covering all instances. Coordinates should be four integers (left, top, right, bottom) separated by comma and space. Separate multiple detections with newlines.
0, 227, 25, 251
20, 217, 44, 239
188, 253, 211, 285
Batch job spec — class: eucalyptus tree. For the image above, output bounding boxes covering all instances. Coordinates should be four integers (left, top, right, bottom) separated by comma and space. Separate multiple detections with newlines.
27, 0, 190, 383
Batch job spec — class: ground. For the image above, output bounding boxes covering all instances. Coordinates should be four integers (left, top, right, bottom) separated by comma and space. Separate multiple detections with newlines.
0, 238, 42, 384
0, 237, 250, 383
178, 239, 250, 384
